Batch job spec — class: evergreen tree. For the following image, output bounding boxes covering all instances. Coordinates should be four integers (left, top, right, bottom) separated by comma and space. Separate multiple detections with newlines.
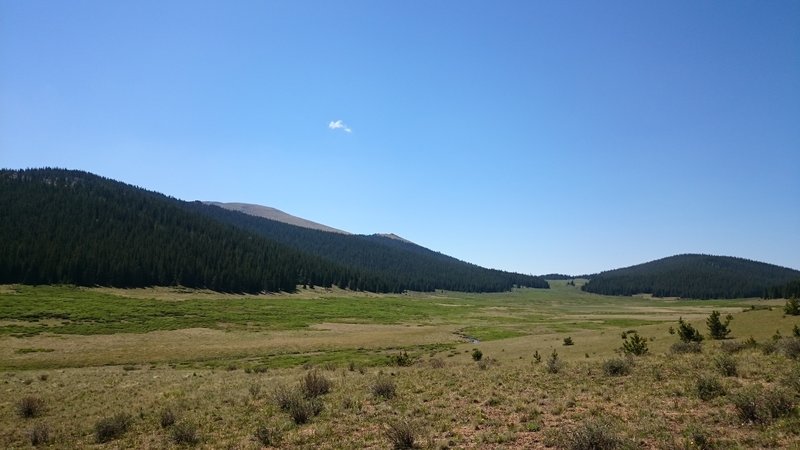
706, 310, 732, 340
677, 317, 704, 343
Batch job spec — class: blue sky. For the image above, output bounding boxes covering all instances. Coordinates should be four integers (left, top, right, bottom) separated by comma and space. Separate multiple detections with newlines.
2, 1, 798, 275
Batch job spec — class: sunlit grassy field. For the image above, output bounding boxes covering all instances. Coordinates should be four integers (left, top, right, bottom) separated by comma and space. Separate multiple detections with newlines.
1, 282, 798, 449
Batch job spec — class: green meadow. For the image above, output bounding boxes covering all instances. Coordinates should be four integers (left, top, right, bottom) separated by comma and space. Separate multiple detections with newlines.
1, 283, 798, 448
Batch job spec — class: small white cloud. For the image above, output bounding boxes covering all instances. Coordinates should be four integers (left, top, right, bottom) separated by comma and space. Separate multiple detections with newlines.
328, 119, 352, 133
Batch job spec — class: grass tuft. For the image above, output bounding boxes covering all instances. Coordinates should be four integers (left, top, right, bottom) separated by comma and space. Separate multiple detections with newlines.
385, 420, 416, 449
28, 423, 50, 446
171, 421, 200, 446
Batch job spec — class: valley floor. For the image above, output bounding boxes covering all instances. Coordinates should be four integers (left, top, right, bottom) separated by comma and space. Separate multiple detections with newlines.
0, 283, 798, 449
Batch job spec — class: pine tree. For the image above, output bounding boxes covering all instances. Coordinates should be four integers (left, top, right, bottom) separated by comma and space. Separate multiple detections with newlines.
677, 317, 704, 343
706, 310, 733, 340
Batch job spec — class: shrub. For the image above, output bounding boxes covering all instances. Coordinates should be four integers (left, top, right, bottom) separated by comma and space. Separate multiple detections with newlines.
159, 407, 177, 428
778, 337, 800, 359
17, 396, 45, 418
706, 310, 733, 340
389, 351, 414, 366
29, 423, 50, 446
602, 357, 632, 376
301, 369, 331, 398
255, 423, 283, 447
564, 419, 623, 450
95, 413, 132, 443
719, 340, 746, 354
385, 420, 416, 449
671, 341, 702, 354
372, 372, 397, 399
731, 385, 795, 424
171, 421, 199, 445
621, 331, 648, 356
38, 374, 49, 381
696, 375, 726, 401
471, 348, 483, 361
712, 353, 737, 377
287, 397, 323, 425
563, 337, 574, 346
677, 318, 704, 343
794, 324, 800, 337
533, 350, 542, 363
273, 384, 301, 411
785, 298, 800, 316
429, 358, 445, 368
546, 349, 563, 374
249, 383, 262, 399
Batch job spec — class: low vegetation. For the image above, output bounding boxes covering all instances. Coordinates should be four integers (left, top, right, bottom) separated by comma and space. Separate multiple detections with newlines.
1, 284, 798, 448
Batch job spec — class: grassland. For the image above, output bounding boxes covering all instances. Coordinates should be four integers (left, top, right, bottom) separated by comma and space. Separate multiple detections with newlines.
1, 282, 798, 448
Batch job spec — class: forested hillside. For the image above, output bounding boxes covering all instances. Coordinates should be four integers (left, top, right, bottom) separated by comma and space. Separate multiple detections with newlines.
764, 278, 800, 299
0, 168, 547, 293
183, 201, 548, 292
582, 254, 800, 299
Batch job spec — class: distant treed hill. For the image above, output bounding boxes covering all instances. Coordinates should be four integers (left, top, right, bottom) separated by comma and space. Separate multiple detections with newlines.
541, 273, 596, 280
183, 202, 548, 292
582, 254, 800, 299
0, 169, 361, 293
0, 168, 547, 293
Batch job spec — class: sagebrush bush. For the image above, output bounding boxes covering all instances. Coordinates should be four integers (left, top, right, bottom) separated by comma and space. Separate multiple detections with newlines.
429, 358, 445, 368
671, 341, 702, 354
731, 385, 795, 424
719, 340, 746, 354
273, 384, 301, 411
385, 420, 416, 449
778, 337, 800, 359
602, 357, 632, 376
713, 353, 738, 377
287, 397, 323, 425
372, 372, 396, 399
301, 369, 331, 398
171, 421, 199, 445
696, 375, 726, 401
17, 396, 45, 418
28, 422, 50, 446
564, 419, 623, 450
95, 413, 132, 443
563, 337, 574, 346
160, 407, 176, 428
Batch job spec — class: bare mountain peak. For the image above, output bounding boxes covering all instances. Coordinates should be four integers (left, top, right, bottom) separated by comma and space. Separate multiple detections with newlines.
204, 202, 349, 234
375, 233, 414, 244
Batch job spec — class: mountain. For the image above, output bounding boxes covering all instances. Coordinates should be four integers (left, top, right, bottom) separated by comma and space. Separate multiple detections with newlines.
204, 202, 349, 234
581, 254, 800, 299
0, 168, 548, 293
183, 201, 549, 292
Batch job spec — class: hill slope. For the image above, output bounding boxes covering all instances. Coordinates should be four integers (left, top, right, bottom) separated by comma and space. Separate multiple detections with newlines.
184, 201, 548, 292
0, 168, 547, 293
581, 254, 800, 299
